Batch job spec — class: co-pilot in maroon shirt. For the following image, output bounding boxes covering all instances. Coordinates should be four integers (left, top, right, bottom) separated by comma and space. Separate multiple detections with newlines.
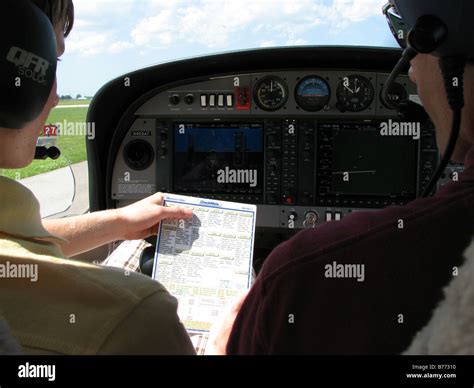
227, 147, 474, 355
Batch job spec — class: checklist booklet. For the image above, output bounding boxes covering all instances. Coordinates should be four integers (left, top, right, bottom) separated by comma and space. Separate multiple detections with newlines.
152, 194, 257, 354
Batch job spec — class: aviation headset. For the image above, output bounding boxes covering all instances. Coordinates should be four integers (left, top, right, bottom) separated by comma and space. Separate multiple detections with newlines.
0, 0, 57, 130
382, 0, 474, 197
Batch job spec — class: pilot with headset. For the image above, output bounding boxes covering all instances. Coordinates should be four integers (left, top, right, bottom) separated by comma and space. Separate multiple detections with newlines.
0, 0, 195, 355
214, 0, 474, 355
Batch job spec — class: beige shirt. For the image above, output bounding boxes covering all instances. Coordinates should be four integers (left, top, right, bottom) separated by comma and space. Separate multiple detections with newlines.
0, 176, 195, 355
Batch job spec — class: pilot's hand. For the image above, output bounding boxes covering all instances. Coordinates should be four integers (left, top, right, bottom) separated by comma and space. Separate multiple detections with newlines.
205, 291, 248, 355
115, 192, 193, 241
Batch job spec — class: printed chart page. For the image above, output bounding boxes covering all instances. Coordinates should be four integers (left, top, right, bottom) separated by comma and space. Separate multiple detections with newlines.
152, 194, 257, 354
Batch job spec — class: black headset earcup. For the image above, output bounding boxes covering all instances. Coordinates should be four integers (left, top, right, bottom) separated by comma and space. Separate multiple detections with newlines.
0, 0, 57, 129
407, 15, 448, 54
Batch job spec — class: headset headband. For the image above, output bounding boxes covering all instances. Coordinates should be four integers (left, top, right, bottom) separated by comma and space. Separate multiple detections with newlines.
392, 0, 474, 59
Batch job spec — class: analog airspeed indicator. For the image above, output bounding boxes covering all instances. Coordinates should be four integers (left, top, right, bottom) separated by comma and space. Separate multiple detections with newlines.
336, 75, 374, 112
254, 76, 289, 111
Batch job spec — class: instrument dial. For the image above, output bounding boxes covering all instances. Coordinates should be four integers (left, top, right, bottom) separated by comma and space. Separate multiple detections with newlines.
254, 76, 289, 111
295, 76, 331, 112
336, 75, 374, 112
381, 82, 408, 109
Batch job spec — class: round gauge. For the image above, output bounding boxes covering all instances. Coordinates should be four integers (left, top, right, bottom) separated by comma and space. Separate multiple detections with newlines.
295, 76, 331, 112
254, 76, 289, 111
336, 75, 375, 112
381, 82, 408, 109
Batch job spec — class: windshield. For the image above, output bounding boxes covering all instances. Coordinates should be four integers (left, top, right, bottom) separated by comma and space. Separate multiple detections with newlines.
60, 0, 397, 99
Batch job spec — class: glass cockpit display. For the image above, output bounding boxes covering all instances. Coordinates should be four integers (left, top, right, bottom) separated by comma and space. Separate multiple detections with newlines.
173, 123, 264, 194
318, 124, 418, 198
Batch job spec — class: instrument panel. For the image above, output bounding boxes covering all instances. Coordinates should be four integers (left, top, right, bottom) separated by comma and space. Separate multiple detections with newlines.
134, 70, 412, 118
108, 69, 459, 232
86, 47, 463, 238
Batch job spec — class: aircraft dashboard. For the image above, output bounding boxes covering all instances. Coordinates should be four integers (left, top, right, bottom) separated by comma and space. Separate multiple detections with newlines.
86, 46, 463, 268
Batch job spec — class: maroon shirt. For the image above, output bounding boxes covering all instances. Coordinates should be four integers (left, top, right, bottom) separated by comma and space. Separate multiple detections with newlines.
227, 147, 474, 355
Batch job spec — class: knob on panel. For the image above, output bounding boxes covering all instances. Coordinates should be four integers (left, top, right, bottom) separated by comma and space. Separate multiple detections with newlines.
303, 211, 318, 228
169, 94, 180, 105
184, 94, 195, 105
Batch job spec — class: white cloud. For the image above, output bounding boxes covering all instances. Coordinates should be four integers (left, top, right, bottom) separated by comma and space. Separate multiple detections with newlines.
287, 38, 308, 46
67, 0, 386, 55
72, 19, 96, 29
74, 0, 135, 17
108, 41, 134, 54
131, 0, 386, 49
131, 10, 175, 45
67, 31, 133, 55
335, 0, 386, 22
149, 0, 183, 10
67, 31, 110, 56
260, 40, 276, 48
66, 1, 138, 56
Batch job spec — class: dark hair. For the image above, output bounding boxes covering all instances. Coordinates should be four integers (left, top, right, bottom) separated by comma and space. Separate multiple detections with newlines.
30, 0, 74, 37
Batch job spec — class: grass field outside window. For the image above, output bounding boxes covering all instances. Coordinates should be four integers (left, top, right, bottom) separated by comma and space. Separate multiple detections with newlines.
0, 101, 90, 181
